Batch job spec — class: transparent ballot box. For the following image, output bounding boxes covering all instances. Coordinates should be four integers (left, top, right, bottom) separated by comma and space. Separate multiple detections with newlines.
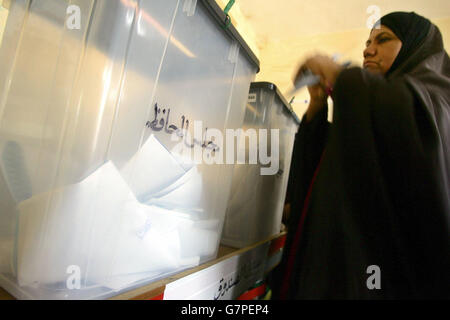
222, 82, 299, 248
0, 0, 259, 299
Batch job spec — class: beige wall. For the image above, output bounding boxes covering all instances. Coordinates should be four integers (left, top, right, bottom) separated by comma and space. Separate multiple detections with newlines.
433, 17, 450, 50
215, 0, 260, 59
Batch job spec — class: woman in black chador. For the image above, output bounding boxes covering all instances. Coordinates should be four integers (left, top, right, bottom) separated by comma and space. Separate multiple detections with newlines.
273, 12, 450, 299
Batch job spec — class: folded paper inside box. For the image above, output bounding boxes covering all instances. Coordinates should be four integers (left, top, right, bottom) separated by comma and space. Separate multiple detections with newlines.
14, 135, 218, 291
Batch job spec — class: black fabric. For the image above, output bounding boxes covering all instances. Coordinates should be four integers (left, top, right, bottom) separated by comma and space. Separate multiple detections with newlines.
376, 12, 431, 77
283, 107, 330, 221
271, 22, 450, 299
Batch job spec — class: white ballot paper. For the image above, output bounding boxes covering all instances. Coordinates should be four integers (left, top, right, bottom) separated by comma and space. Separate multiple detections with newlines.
145, 166, 204, 213
16, 135, 219, 291
120, 134, 193, 202
17, 161, 138, 287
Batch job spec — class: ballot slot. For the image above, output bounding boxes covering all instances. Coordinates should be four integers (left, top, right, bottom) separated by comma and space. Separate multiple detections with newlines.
222, 82, 299, 249
0, 0, 258, 299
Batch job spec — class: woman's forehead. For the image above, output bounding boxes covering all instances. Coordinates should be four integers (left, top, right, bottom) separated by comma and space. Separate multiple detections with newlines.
369, 25, 398, 39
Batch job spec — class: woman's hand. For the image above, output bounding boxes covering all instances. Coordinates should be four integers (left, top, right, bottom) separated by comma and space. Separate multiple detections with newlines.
294, 54, 344, 121
295, 54, 344, 90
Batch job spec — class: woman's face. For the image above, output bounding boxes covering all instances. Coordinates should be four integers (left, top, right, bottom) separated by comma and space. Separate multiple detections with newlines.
363, 25, 402, 75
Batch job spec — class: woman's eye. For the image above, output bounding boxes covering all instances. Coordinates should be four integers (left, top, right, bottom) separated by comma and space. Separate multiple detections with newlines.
378, 38, 390, 43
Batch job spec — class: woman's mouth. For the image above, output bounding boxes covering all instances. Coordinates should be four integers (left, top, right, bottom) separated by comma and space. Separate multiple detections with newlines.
364, 61, 379, 67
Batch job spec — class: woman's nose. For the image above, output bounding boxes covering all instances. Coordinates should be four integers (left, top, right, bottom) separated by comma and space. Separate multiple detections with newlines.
364, 44, 376, 58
